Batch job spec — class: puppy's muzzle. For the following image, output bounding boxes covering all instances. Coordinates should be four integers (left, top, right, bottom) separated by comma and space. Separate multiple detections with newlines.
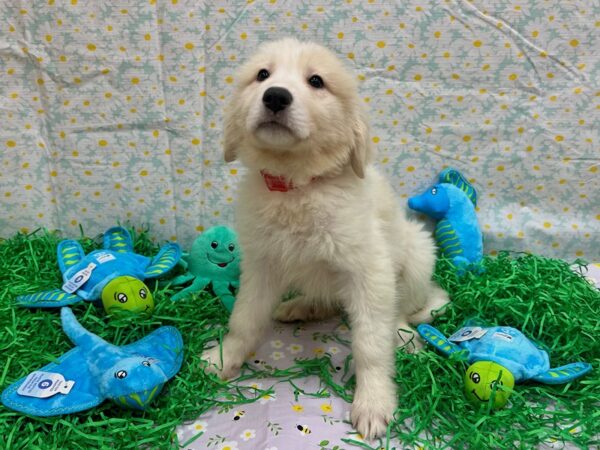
263, 87, 293, 113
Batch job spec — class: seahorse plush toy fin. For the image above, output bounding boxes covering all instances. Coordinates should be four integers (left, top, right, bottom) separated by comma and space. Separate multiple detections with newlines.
408, 168, 483, 272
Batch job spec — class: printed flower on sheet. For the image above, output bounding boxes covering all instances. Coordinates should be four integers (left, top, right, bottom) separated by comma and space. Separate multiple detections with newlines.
269, 351, 284, 361
287, 343, 303, 354
240, 429, 256, 441
217, 441, 239, 450
259, 391, 277, 405
320, 402, 333, 414
192, 420, 208, 433
270, 339, 284, 349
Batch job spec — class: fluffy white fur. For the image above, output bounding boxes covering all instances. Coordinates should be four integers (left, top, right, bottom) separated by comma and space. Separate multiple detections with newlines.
202, 38, 449, 439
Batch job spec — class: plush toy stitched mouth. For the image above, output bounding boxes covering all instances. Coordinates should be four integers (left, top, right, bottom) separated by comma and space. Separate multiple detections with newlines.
206, 253, 234, 268
471, 389, 487, 402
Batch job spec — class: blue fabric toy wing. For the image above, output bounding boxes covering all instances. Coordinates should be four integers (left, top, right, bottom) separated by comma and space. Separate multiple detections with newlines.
14, 289, 82, 308
57, 240, 85, 274
144, 243, 181, 278
103, 226, 134, 253
531, 362, 592, 385
417, 324, 463, 357
1, 308, 184, 416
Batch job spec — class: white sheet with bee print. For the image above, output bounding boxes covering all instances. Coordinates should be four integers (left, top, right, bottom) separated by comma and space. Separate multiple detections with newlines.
175, 262, 600, 450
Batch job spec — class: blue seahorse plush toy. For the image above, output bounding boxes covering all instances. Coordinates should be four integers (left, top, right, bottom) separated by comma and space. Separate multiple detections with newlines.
408, 168, 482, 272
1, 307, 183, 416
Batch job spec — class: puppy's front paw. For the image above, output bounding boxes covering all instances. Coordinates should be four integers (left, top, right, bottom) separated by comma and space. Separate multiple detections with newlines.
200, 346, 241, 380
351, 389, 397, 440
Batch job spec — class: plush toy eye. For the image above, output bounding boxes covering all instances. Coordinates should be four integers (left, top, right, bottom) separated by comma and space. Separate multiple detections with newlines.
228, 243, 235, 252
115, 370, 128, 379
211, 241, 218, 249
257, 69, 270, 82
116, 292, 128, 303
308, 74, 324, 88
142, 360, 151, 367
470, 372, 480, 384
431, 188, 437, 195
139, 288, 147, 299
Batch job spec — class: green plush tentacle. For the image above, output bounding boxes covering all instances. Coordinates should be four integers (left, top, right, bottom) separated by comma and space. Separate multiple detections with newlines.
169, 273, 196, 286
171, 277, 211, 301
212, 281, 236, 312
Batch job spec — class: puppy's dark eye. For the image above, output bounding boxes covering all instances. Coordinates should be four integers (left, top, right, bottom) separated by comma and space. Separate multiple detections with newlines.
257, 69, 270, 82
308, 75, 324, 89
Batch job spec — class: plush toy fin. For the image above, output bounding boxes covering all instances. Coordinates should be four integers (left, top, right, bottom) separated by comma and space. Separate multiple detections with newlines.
144, 243, 181, 278
61, 307, 112, 354
417, 324, 463, 356
439, 168, 477, 207
15, 289, 82, 308
531, 362, 592, 385
103, 227, 134, 253
0, 348, 102, 416
57, 240, 85, 275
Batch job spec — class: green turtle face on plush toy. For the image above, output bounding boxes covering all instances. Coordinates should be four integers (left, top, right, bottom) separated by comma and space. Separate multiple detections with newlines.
101, 276, 154, 316
464, 361, 514, 408
170, 226, 241, 311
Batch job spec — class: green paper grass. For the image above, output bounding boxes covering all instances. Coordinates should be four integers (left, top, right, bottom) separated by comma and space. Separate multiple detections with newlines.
387, 254, 600, 449
0, 229, 255, 450
0, 229, 598, 449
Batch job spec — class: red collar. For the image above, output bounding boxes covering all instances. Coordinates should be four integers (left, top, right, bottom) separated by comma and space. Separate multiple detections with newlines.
260, 171, 296, 192
260, 171, 318, 192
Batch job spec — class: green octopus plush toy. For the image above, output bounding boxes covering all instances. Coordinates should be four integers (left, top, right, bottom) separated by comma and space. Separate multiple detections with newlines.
170, 226, 240, 311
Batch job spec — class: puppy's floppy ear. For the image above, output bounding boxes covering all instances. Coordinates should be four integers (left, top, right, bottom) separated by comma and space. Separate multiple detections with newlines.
223, 102, 238, 163
349, 109, 371, 179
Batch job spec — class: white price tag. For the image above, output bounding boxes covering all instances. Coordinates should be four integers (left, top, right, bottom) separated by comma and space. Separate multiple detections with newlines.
17, 371, 75, 399
449, 326, 487, 342
62, 262, 96, 293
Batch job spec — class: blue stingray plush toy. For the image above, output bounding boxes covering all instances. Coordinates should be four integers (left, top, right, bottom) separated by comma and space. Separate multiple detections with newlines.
1, 307, 183, 416
408, 168, 483, 272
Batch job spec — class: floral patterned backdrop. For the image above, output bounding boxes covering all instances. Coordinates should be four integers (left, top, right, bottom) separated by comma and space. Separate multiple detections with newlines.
1, 0, 598, 258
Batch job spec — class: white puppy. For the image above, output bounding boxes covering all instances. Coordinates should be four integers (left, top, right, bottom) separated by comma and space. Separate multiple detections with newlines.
203, 38, 449, 439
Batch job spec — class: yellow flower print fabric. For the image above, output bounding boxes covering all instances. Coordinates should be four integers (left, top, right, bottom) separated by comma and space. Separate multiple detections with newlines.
0, 1, 598, 258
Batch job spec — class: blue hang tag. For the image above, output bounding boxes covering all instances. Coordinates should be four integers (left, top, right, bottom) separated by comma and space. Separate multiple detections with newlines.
449, 326, 487, 342
17, 371, 75, 399
62, 263, 96, 293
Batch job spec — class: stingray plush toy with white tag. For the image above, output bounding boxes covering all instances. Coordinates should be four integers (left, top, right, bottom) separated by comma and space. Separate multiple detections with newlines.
1, 307, 183, 416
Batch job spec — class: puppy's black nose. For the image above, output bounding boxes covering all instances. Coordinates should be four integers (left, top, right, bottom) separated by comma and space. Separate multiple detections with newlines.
262, 87, 293, 113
